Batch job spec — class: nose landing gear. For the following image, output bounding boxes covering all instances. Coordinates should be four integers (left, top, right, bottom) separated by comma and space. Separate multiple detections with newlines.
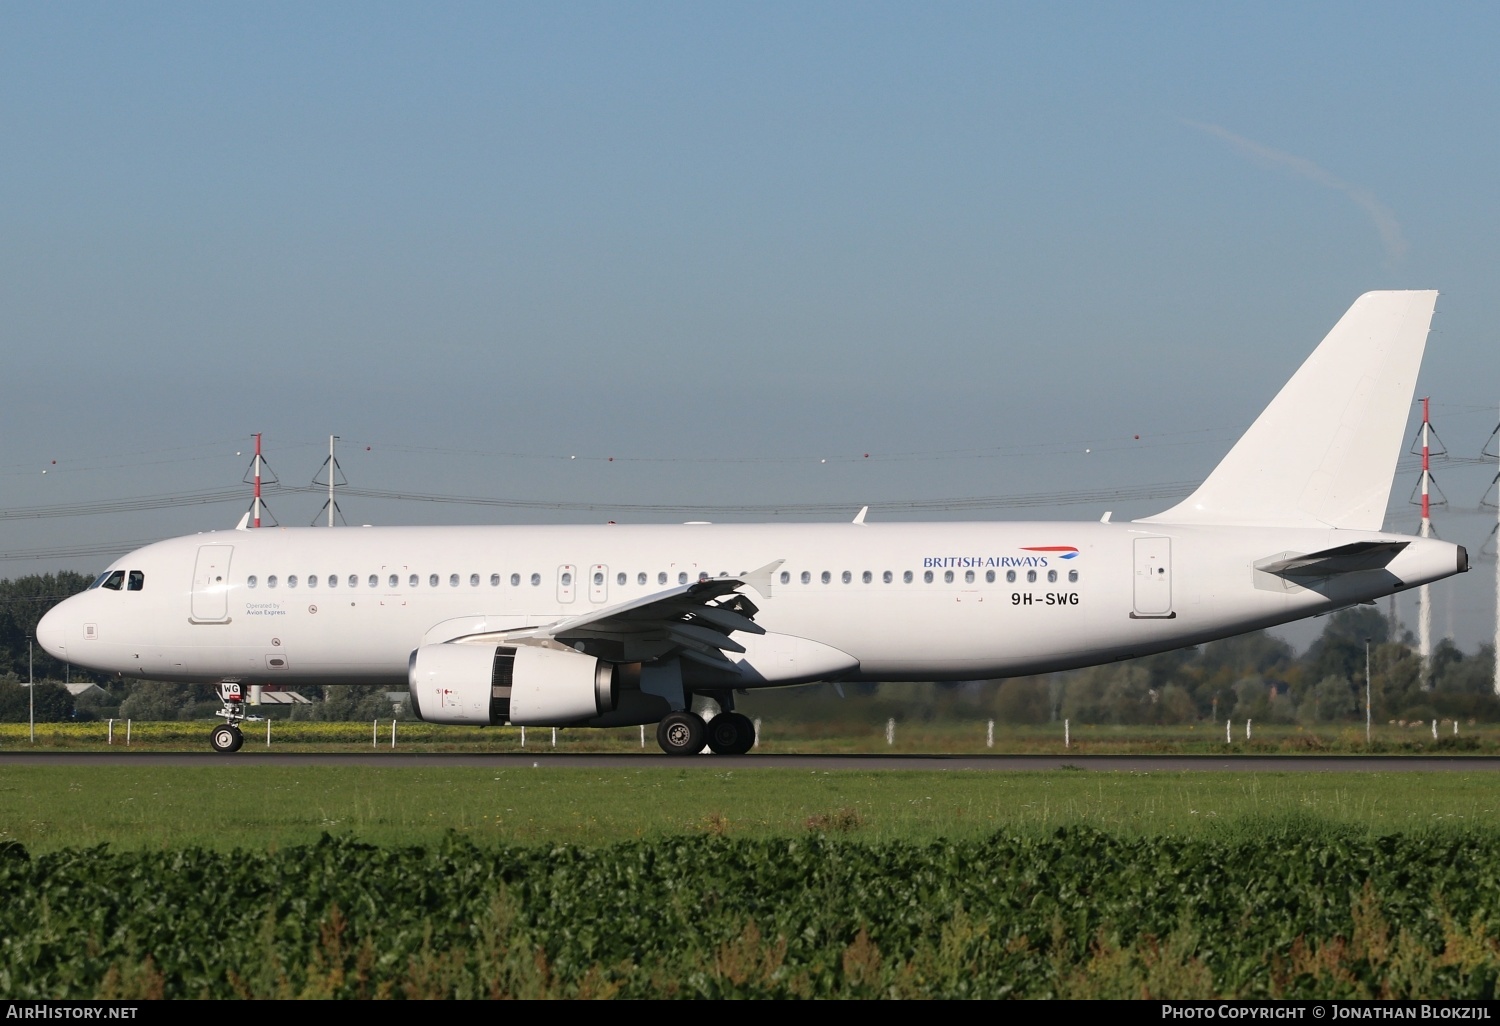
209, 683, 253, 754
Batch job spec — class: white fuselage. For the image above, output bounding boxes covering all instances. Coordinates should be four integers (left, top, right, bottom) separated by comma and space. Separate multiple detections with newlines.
36, 520, 1465, 687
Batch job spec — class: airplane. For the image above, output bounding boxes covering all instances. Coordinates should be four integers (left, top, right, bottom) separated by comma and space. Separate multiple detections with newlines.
35, 290, 1466, 755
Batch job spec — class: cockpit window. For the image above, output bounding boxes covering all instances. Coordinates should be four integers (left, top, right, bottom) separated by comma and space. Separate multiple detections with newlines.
100, 570, 126, 591
127, 570, 144, 592
88, 571, 112, 590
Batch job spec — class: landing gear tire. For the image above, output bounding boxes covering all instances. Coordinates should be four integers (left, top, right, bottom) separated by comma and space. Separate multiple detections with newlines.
706, 712, 756, 755
211, 724, 241, 754
656, 711, 707, 756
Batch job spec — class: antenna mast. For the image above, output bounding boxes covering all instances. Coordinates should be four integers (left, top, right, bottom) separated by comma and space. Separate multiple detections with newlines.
240, 434, 279, 527
311, 435, 347, 527
1409, 398, 1448, 688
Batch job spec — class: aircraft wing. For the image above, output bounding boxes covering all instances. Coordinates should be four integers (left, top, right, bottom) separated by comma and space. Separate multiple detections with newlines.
455, 564, 778, 665
1257, 540, 1410, 578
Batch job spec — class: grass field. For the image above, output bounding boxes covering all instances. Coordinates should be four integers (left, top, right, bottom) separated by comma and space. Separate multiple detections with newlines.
0, 716, 1492, 754
3, 764, 1500, 853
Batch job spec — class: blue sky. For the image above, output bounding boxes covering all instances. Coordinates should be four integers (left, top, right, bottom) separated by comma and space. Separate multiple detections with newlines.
3, 3, 1498, 648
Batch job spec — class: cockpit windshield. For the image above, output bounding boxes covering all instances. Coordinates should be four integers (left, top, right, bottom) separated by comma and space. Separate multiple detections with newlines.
98, 570, 126, 591
127, 570, 144, 591
88, 571, 113, 589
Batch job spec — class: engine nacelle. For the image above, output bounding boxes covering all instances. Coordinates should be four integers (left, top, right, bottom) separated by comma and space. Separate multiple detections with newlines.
407, 644, 617, 726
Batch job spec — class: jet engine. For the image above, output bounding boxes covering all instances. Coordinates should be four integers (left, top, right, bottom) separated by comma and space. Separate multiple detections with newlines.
408, 644, 618, 726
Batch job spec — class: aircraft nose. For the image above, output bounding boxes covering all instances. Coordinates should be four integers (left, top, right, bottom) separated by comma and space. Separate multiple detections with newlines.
35, 603, 68, 660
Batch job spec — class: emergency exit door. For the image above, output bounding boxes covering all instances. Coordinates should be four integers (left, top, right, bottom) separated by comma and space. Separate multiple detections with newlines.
1131, 537, 1174, 618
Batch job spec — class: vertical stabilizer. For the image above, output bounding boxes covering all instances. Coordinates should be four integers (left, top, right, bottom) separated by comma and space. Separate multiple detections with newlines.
1140, 290, 1438, 530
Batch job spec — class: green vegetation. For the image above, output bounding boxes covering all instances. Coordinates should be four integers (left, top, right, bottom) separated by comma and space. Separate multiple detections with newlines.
5, 825, 1500, 998
4, 766, 1500, 852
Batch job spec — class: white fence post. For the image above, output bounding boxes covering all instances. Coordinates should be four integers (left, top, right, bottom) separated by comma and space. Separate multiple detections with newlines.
1247, 719, 1252, 741
107, 719, 113, 745
885, 718, 895, 746
640, 724, 645, 748
520, 725, 526, 747
126, 719, 131, 746
1226, 718, 1231, 744
551, 727, 557, 748
372, 718, 377, 748
266, 717, 271, 748
1432, 719, 1438, 740
986, 719, 994, 749
1064, 718, 1070, 748
753, 717, 761, 748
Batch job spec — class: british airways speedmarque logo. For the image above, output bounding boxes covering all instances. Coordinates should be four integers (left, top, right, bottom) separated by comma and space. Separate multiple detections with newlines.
922, 546, 1080, 569
1021, 546, 1080, 560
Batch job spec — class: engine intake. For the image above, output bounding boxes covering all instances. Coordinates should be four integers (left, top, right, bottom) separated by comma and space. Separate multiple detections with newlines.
408, 644, 618, 726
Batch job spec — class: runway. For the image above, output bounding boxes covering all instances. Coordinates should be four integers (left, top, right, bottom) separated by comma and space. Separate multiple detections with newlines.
2, 752, 1499, 771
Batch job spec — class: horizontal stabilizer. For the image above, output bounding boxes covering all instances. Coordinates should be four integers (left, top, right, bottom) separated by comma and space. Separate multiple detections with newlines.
1257, 540, 1409, 578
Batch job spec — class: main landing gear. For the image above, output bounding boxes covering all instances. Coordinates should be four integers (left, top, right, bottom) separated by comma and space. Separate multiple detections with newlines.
209, 683, 251, 754
655, 708, 756, 756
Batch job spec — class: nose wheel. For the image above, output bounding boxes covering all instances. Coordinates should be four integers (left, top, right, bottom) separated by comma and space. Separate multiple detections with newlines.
210, 724, 244, 753
209, 683, 254, 754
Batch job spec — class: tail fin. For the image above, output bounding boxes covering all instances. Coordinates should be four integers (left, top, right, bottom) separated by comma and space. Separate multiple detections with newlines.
1139, 290, 1438, 531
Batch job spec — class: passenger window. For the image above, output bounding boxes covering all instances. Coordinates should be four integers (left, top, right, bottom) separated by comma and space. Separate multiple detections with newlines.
985, 570, 995, 583
616, 572, 625, 586
964, 570, 974, 584
698, 572, 709, 583
924, 571, 934, 584
530, 573, 541, 586
449, 574, 459, 587
657, 572, 667, 585
841, 571, 852, 584
561, 572, 573, 587
101, 570, 126, 591
391, 574, 400, 588
327, 574, 337, 589
287, 575, 298, 589
429, 574, 439, 587
779, 571, 790, 585
511, 573, 521, 586
903, 570, 913, 583
595, 572, 605, 586
1068, 569, 1079, 583
268, 575, 279, 589
637, 572, 647, 586
307, 575, 318, 589
1006, 570, 1016, 583
470, 573, 480, 587
801, 571, 811, 584
247, 575, 258, 589
127, 570, 144, 592
678, 572, 688, 585
365, 574, 376, 588
411, 575, 420, 588
944, 570, 953, 584
861, 571, 872, 584
1026, 570, 1037, 583
1047, 570, 1057, 583
821, 571, 831, 584
883, 571, 892, 584
491, 573, 500, 587
349, 575, 359, 588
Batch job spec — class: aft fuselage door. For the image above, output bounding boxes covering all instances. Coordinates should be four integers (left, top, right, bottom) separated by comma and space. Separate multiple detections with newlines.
191, 544, 234, 623
1131, 537, 1174, 619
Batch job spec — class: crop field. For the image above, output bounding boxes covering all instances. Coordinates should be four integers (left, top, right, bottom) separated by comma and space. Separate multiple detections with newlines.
8, 758, 1500, 997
